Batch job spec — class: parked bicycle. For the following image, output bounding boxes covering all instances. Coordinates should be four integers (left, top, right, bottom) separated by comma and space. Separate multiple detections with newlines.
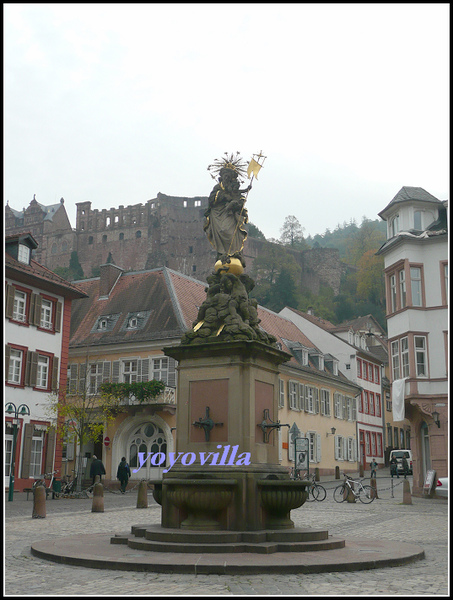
32, 470, 58, 498
334, 473, 376, 504
302, 472, 327, 502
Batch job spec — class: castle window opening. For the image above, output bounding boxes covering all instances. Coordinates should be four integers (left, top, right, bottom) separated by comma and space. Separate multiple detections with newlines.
102, 235, 107, 243
192, 265, 197, 273
194, 200, 201, 207
115, 215, 119, 223
119, 233, 124, 241
106, 217, 111, 227
183, 200, 188, 208
189, 246, 193, 254
136, 230, 141, 239
88, 236, 93, 244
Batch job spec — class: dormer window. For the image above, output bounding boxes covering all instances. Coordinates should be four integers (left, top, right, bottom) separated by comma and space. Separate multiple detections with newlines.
414, 210, 422, 230
127, 316, 138, 329
18, 244, 30, 264
98, 318, 108, 330
348, 330, 354, 345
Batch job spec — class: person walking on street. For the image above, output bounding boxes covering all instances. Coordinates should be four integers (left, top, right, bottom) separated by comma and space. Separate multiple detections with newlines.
117, 457, 131, 494
402, 456, 409, 479
90, 455, 106, 484
370, 459, 378, 479
390, 456, 399, 478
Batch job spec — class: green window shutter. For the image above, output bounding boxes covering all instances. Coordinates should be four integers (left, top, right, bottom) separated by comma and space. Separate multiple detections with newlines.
5, 284, 15, 319
44, 429, 56, 473
51, 356, 59, 392
25, 351, 38, 387
32, 293, 42, 326
55, 302, 62, 332
21, 423, 34, 479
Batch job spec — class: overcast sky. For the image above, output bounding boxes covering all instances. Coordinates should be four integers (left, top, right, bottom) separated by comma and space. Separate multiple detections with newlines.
4, 4, 449, 240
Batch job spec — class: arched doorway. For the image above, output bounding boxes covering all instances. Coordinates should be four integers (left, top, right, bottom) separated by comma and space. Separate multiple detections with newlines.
420, 421, 431, 480
113, 415, 173, 480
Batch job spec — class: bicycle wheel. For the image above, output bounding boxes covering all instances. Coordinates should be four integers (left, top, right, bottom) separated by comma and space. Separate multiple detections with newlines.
333, 484, 347, 503
306, 484, 318, 502
314, 484, 327, 502
358, 485, 376, 504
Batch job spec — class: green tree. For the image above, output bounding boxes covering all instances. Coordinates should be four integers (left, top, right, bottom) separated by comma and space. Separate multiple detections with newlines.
247, 222, 266, 239
356, 250, 385, 306
53, 251, 84, 281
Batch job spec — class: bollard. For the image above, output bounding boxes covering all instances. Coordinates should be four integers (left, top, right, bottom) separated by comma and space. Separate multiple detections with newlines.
346, 483, 356, 503
402, 479, 412, 505
314, 467, 320, 482
91, 481, 104, 512
370, 477, 379, 499
32, 484, 46, 518
359, 463, 364, 478
335, 466, 340, 479
136, 479, 148, 509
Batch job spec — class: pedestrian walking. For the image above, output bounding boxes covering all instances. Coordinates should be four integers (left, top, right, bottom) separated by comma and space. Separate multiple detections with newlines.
402, 456, 409, 479
117, 456, 131, 494
90, 455, 106, 484
390, 456, 399, 478
370, 459, 378, 479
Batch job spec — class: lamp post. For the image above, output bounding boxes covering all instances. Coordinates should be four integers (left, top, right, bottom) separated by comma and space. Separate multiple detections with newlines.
5, 402, 30, 501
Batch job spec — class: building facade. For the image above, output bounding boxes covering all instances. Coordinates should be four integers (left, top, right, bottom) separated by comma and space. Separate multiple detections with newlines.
5, 233, 87, 493
65, 264, 361, 486
377, 186, 448, 495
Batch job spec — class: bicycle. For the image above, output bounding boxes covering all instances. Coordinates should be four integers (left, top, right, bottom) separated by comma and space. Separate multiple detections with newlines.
302, 472, 327, 502
334, 473, 376, 504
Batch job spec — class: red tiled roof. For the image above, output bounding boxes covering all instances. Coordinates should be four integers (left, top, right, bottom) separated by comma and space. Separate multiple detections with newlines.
5, 253, 88, 299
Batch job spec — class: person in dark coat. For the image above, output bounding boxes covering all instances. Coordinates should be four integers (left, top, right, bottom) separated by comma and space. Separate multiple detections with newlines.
117, 457, 131, 493
90, 455, 106, 484
390, 456, 399, 478
402, 456, 409, 479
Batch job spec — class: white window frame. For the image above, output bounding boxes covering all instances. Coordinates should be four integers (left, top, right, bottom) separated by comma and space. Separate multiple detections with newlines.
29, 432, 44, 477
401, 336, 410, 377
414, 336, 428, 377
391, 340, 400, 380
123, 359, 138, 383
40, 298, 53, 329
8, 348, 23, 384
410, 267, 422, 307
307, 431, 321, 463
18, 244, 31, 263
399, 269, 406, 308
13, 289, 27, 322
288, 380, 299, 410
389, 274, 397, 313
320, 389, 331, 416
278, 379, 285, 408
36, 355, 50, 389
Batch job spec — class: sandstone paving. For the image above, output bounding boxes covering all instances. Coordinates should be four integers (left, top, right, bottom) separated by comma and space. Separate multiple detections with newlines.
4, 480, 449, 596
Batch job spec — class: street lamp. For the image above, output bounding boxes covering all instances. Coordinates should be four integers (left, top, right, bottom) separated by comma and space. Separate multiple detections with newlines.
432, 410, 441, 428
5, 402, 30, 501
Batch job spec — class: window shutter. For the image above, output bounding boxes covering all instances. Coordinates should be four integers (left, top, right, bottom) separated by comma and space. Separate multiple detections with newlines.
5, 344, 11, 376
78, 363, 87, 394
342, 395, 347, 420
314, 388, 319, 414
44, 429, 56, 473
67, 364, 78, 395
5, 284, 15, 318
139, 358, 149, 382
316, 433, 322, 463
112, 360, 120, 383
298, 383, 304, 410
352, 397, 357, 421
343, 437, 348, 459
167, 357, 177, 387
21, 423, 34, 479
55, 302, 62, 332
334, 435, 339, 460
32, 294, 42, 326
102, 361, 111, 383
25, 351, 38, 387
51, 356, 59, 392
304, 386, 309, 411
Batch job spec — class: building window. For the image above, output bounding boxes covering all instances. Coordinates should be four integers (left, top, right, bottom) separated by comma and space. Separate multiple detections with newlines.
151, 357, 177, 387
102, 235, 107, 243
374, 366, 380, 384
320, 389, 331, 416
123, 360, 138, 383
410, 267, 422, 306
40, 298, 53, 329
194, 200, 201, 207
36, 355, 50, 389
357, 359, 362, 379
13, 289, 28, 322
399, 269, 406, 308
88, 236, 94, 244
7, 348, 24, 385
391, 340, 400, 380
387, 424, 393, 447
390, 214, 399, 237
414, 336, 427, 377
119, 233, 124, 241
414, 210, 422, 230
390, 274, 397, 312
288, 381, 303, 410
18, 244, 30, 264
369, 392, 375, 416
98, 318, 108, 330
375, 394, 381, 417
189, 246, 193, 253
30, 431, 44, 477
136, 230, 141, 238
278, 379, 285, 408
401, 336, 410, 377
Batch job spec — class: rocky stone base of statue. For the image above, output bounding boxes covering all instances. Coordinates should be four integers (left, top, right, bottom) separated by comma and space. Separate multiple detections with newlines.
181, 269, 276, 346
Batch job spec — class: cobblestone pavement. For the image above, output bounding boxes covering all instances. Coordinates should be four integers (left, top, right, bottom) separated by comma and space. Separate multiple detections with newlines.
4, 476, 449, 596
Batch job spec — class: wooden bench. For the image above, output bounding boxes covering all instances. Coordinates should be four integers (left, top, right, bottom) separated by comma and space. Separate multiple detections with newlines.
24, 487, 54, 500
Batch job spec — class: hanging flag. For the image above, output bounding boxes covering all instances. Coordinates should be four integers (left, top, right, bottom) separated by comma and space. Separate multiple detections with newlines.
247, 158, 262, 180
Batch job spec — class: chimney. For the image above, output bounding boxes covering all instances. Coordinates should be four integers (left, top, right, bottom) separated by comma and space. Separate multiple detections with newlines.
99, 262, 123, 298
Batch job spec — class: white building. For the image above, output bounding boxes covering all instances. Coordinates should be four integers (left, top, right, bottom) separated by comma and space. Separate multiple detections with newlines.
5, 233, 87, 494
376, 186, 448, 495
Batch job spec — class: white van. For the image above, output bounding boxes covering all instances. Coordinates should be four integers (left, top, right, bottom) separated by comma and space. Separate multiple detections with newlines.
389, 449, 413, 474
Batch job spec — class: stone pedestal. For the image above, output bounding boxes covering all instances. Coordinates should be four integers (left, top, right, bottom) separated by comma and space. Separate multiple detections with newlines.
154, 341, 309, 532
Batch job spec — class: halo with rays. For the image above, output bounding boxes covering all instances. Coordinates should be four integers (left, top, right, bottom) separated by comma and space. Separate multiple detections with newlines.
207, 151, 248, 181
